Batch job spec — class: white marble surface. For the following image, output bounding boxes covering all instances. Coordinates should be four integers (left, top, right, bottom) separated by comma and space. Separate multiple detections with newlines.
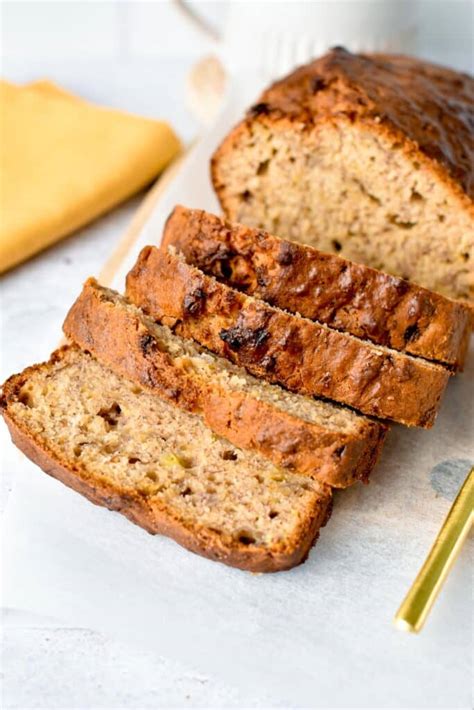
2, 622, 270, 709
2, 3, 473, 708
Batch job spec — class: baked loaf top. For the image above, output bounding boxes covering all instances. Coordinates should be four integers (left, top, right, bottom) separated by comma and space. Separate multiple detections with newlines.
235, 47, 474, 199
1, 346, 332, 572
210, 49, 474, 302
163, 206, 471, 368
126, 247, 450, 428
63, 279, 386, 487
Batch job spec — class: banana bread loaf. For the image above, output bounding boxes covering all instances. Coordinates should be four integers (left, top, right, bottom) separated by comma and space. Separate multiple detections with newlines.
125, 246, 451, 428
163, 205, 471, 368
63, 279, 386, 487
211, 48, 474, 301
1, 346, 332, 572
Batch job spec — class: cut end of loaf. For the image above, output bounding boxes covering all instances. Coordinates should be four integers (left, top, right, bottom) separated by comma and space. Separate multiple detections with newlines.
212, 114, 473, 302
1, 347, 332, 572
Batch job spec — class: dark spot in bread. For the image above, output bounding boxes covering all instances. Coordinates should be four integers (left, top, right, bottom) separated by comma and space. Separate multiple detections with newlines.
252, 328, 270, 348
410, 189, 425, 202
311, 77, 327, 93
219, 325, 270, 351
389, 214, 417, 229
220, 259, 233, 280
221, 449, 238, 461
97, 402, 121, 427
248, 102, 271, 117
276, 241, 297, 265
219, 327, 243, 350
391, 277, 410, 296
240, 189, 253, 203
344, 110, 358, 122
139, 333, 156, 355
334, 445, 346, 458
257, 159, 270, 176
238, 533, 256, 545
183, 287, 205, 315
403, 323, 420, 343
18, 390, 34, 407
202, 242, 235, 267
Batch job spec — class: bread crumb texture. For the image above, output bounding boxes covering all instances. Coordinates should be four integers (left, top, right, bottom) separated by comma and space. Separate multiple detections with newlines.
211, 50, 474, 301
91, 283, 369, 434
4, 347, 331, 566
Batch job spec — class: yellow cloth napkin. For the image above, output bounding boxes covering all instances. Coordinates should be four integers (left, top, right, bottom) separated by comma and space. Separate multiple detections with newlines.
0, 80, 181, 273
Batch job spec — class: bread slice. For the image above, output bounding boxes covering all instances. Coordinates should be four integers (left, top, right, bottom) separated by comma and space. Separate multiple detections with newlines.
0, 346, 332, 572
63, 279, 386, 488
163, 205, 471, 369
126, 247, 450, 428
211, 48, 474, 302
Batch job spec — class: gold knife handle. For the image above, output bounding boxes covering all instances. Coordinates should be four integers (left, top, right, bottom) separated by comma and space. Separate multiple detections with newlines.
394, 466, 474, 633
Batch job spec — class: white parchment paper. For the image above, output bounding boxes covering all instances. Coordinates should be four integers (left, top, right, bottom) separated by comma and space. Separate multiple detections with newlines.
2, 79, 473, 708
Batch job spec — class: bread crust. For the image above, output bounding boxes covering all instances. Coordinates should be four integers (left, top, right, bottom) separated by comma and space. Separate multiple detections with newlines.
163, 206, 471, 369
211, 49, 474, 302
211, 48, 474, 210
126, 247, 450, 428
1, 347, 333, 573
63, 279, 386, 487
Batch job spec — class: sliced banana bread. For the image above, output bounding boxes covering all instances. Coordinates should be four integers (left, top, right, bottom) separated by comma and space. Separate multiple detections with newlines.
126, 247, 451, 428
64, 279, 386, 487
1, 346, 332, 572
163, 205, 471, 369
211, 48, 474, 302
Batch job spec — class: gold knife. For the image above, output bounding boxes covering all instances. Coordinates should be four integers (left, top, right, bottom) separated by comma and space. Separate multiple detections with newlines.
394, 466, 473, 633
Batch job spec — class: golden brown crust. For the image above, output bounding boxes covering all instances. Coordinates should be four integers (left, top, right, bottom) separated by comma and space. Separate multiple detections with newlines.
63, 279, 386, 487
212, 48, 474, 204
163, 206, 472, 369
1, 346, 332, 573
126, 247, 451, 428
